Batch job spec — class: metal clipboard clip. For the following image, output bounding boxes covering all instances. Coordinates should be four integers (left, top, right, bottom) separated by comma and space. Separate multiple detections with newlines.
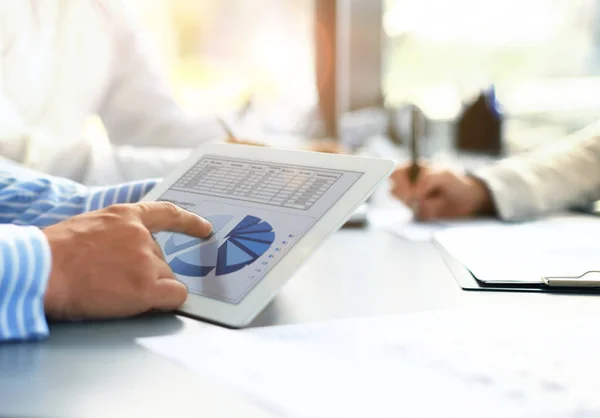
542, 271, 600, 287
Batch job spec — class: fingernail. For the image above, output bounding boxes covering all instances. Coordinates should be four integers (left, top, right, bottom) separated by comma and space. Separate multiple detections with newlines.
203, 218, 214, 234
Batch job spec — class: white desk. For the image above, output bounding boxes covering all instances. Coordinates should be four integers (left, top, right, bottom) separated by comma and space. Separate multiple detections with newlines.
4, 221, 600, 417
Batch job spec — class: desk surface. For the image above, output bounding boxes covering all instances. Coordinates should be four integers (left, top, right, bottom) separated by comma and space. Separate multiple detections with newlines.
5, 223, 600, 417
4, 146, 600, 417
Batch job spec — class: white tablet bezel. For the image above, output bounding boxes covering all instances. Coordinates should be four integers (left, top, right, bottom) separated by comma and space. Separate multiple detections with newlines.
142, 143, 394, 327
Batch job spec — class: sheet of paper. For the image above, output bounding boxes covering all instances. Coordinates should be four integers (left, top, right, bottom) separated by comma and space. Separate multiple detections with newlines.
368, 207, 440, 241
138, 309, 600, 417
435, 215, 600, 283
369, 206, 500, 242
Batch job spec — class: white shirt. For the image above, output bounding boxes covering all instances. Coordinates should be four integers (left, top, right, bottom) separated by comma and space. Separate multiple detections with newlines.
474, 120, 600, 221
0, 0, 224, 185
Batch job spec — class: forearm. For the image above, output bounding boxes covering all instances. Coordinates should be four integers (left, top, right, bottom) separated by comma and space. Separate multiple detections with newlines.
0, 225, 51, 342
0, 166, 156, 228
100, 97, 225, 149
12, 180, 156, 228
474, 122, 600, 221
85, 180, 156, 212
9, 134, 191, 185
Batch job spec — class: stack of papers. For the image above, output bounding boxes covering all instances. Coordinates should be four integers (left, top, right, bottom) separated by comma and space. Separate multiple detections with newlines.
138, 309, 600, 417
435, 215, 600, 284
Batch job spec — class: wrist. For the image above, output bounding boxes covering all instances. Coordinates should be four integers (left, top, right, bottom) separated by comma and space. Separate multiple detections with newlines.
467, 175, 496, 216
42, 230, 69, 319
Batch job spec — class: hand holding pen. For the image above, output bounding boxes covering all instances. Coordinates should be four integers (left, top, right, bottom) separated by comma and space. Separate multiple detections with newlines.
390, 162, 495, 221
217, 117, 266, 147
389, 106, 495, 221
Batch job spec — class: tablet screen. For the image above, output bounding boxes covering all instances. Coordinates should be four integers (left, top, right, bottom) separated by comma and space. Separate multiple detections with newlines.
153, 155, 363, 304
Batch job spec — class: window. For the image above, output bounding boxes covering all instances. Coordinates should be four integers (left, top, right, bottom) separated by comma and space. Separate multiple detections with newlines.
130, 0, 317, 135
383, 0, 600, 150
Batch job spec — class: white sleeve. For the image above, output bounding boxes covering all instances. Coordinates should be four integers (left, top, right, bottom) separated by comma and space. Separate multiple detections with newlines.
82, 144, 192, 186
473, 121, 600, 221
97, 2, 225, 149
0, 117, 191, 185
0, 2, 221, 185
0, 92, 91, 182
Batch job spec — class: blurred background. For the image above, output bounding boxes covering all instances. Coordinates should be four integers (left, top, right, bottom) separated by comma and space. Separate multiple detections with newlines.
125, 0, 600, 154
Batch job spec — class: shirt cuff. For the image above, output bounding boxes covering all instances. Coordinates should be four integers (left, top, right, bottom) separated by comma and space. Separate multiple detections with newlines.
471, 164, 538, 222
0, 225, 52, 342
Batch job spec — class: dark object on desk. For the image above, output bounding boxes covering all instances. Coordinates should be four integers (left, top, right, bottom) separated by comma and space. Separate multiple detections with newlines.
456, 88, 503, 156
342, 203, 369, 228
436, 241, 600, 295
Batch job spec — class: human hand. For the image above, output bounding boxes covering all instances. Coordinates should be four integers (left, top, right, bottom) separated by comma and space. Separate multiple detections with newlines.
390, 163, 495, 221
42, 202, 213, 320
225, 136, 348, 154
224, 136, 265, 147
304, 139, 348, 154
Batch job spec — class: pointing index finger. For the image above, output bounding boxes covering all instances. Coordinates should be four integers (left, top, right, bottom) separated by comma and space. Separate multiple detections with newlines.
136, 202, 213, 237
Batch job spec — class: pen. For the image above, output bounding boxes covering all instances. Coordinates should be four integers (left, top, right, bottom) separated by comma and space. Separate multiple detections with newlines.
217, 118, 265, 147
409, 106, 421, 214
408, 105, 420, 183
217, 117, 239, 142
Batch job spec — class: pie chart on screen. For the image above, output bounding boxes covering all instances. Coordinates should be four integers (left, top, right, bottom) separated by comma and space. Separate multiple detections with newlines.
165, 215, 275, 277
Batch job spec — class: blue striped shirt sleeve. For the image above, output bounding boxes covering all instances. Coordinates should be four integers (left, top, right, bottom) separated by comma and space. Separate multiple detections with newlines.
0, 167, 157, 342
0, 225, 51, 342
0, 177, 157, 228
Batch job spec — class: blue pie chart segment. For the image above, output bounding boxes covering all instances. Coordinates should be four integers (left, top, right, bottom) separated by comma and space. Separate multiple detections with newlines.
225, 241, 254, 265
216, 216, 275, 275
235, 215, 261, 232
230, 237, 272, 256
235, 231, 275, 243
169, 240, 218, 277
233, 222, 274, 235
164, 233, 204, 256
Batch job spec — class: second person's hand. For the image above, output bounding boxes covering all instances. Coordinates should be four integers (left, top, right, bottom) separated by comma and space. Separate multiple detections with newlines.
225, 136, 348, 154
390, 163, 496, 221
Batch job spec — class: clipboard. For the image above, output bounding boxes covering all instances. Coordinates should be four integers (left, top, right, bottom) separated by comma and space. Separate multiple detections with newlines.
434, 240, 600, 295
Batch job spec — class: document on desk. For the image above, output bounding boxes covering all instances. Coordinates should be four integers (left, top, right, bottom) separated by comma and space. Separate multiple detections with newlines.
435, 215, 600, 284
138, 309, 600, 417
369, 205, 500, 242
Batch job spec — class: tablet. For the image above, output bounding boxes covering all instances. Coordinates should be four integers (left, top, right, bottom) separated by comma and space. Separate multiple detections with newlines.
142, 143, 394, 327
